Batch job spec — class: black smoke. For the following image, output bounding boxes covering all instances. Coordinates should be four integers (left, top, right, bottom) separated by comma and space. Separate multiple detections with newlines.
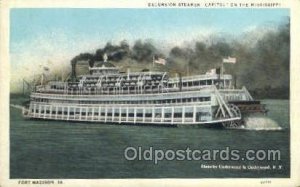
70, 19, 289, 98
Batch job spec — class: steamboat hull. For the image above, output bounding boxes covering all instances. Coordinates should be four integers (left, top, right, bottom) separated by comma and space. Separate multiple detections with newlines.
22, 115, 240, 128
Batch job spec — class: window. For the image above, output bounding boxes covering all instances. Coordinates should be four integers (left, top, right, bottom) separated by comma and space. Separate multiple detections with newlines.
185, 112, 193, 117
165, 113, 172, 118
174, 113, 182, 118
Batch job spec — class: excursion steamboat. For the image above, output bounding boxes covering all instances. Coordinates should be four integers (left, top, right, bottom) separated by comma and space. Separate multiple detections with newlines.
22, 57, 267, 128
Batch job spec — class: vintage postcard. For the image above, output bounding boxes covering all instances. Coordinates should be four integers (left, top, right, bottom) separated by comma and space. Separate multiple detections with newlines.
1, 0, 300, 186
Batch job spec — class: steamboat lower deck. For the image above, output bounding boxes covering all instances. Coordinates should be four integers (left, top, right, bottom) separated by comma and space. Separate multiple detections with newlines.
23, 85, 250, 127
23, 103, 241, 126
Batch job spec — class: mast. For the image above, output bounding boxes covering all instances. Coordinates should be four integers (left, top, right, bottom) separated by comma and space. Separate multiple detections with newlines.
41, 73, 44, 85
222, 60, 224, 88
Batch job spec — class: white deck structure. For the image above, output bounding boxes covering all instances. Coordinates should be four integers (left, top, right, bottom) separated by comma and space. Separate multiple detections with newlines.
23, 62, 265, 128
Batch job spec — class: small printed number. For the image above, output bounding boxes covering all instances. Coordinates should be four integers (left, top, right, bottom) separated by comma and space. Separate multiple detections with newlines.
260, 180, 271, 184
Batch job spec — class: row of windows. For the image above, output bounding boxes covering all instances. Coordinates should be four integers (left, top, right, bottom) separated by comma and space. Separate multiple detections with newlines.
51, 85, 163, 90
168, 80, 213, 87
82, 75, 163, 82
32, 110, 211, 118
32, 97, 211, 105
51, 79, 230, 90
168, 80, 231, 88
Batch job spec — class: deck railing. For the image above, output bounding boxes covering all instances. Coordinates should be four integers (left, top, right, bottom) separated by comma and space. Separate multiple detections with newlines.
31, 87, 215, 101
169, 74, 232, 83
36, 83, 223, 96
29, 101, 212, 107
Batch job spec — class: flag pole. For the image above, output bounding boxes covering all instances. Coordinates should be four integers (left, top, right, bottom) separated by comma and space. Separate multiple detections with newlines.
152, 56, 154, 69
41, 73, 44, 86
222, 60, 224, 88
23, 79, 25, 95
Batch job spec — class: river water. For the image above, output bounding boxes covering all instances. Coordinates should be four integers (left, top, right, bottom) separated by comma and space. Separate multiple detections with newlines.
10, 98, 290, 178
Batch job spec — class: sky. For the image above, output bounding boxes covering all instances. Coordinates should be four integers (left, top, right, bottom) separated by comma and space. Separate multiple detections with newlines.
9, 8, 289, 92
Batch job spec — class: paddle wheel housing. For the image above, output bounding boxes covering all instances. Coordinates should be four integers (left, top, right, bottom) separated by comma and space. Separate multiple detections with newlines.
228, 100, 268, 115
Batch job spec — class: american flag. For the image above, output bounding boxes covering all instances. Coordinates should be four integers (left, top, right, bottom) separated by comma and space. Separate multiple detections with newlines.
154, 58, 166, 65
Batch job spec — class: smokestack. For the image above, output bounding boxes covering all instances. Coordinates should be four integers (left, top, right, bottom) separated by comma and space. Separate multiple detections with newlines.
234, 74, 237, 89
178, 73, 182, 91
71, 60, 76, 82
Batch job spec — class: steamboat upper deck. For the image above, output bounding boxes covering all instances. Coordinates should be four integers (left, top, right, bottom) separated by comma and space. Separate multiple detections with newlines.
36, 62, 234, 95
